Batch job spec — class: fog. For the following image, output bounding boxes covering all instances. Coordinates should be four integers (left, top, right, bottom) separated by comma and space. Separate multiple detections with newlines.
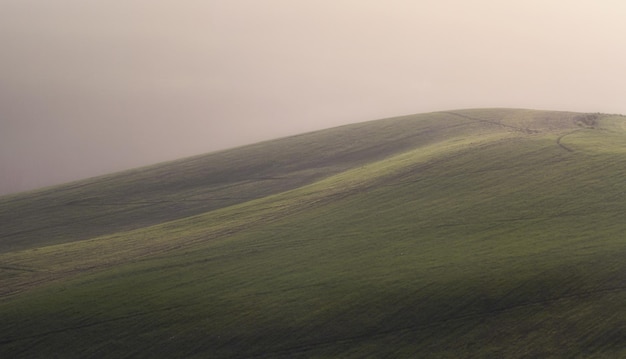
2, 0, 626, 195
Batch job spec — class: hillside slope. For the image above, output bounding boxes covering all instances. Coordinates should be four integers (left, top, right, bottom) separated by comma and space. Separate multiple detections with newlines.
0, 109, 579, 252
1, 108, 625, 358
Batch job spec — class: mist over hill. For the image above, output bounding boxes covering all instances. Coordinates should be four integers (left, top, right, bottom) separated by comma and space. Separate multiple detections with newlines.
4, 2, 626, 197
1, 109, 626, 358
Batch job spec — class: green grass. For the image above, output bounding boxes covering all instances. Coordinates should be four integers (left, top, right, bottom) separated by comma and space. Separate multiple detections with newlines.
1, 109, 626, 358
0, 110, 480, 252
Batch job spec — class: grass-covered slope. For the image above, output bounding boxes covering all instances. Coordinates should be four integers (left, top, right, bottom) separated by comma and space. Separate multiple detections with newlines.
0, 109, 503, 252
1, 108, 626, 358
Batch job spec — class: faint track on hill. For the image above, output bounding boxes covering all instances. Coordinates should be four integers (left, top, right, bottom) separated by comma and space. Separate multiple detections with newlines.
556, 131, 578, 152
445, 111, 600, 154
556, 114, 599, 152
442, 111, 538, 134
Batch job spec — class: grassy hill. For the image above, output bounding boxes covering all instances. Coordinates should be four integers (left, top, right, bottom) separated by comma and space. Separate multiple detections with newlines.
1, 108, 625, 358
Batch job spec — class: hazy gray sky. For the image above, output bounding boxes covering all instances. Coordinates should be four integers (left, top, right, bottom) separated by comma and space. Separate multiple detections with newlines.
2, 0, 626, 195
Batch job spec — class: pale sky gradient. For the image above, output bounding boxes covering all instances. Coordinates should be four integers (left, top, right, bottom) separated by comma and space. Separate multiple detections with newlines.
1, 0, 626, 195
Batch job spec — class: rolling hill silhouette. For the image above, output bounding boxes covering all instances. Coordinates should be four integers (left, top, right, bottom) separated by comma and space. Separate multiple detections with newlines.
1, 108, 625, 358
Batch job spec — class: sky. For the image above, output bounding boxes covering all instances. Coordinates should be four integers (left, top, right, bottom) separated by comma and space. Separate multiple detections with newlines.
1, 0, 626, 195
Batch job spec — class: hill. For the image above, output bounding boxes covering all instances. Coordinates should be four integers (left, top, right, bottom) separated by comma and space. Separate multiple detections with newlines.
1, 108, 625, 358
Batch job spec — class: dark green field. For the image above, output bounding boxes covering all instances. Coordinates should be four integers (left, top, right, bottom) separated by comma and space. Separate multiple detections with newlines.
1, 109, 625, 358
